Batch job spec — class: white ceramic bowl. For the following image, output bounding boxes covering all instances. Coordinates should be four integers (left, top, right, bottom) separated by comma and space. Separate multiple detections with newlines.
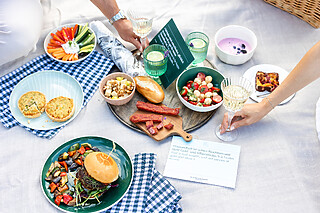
214, 25, 257, 65
176, 67, 225, 112
99, 73, 136, 106
44, 23, 96, 63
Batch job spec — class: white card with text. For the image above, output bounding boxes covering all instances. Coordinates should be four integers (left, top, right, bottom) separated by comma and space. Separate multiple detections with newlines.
163, 136, 241, 188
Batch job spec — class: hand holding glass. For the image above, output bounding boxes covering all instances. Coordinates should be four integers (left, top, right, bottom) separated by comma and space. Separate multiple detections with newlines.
127, 6, 154, 50
215, 77, 253, 142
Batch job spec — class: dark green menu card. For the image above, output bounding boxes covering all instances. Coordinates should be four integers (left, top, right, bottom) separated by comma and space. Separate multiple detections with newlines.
150, 19, 194, 88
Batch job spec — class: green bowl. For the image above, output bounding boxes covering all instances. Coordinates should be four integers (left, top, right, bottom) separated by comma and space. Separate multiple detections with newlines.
176, 67, 225, 112
40, 136, 133, 213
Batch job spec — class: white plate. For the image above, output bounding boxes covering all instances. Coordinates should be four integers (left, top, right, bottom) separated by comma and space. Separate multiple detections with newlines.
243, 64, 295, 105
44, 23, 96, 63
9, 70, 84, 130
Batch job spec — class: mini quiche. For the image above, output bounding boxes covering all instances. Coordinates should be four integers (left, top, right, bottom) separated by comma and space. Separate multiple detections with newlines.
45, 96, 75, 122
18, 91, 46, 118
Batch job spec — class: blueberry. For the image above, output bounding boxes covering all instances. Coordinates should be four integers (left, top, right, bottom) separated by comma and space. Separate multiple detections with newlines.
237, 51, 240, 54
241, 49, 247, 54
241, 44, 246, 49
237, 48, 240, 50
233, 46, 236, 49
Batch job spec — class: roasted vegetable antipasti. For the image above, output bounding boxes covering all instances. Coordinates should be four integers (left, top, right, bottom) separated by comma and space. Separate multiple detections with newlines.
45, 142, 118, 207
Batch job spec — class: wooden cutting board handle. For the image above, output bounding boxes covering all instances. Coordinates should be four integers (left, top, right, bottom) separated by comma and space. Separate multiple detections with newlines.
174, 130, 192, 142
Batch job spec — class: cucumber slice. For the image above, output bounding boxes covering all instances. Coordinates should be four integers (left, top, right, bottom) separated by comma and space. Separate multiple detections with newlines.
80, 44, 95, 51
79, 48, 94, 54
79, 33, 95, 47
75, 26, 89, 43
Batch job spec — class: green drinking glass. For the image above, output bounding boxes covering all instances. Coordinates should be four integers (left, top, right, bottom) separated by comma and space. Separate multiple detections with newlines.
185, 32, 209, 66
143, 44, 168, 85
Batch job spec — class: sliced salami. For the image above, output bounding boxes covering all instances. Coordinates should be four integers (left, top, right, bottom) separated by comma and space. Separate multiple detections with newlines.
146, 120, 154, 129
136, 101, 180, 116
130, 114, 163, 123
148, 126, 158, 135
164, 123, 174, 130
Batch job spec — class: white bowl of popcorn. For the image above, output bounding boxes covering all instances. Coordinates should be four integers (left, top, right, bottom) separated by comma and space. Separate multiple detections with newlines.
99, 72, 136, 106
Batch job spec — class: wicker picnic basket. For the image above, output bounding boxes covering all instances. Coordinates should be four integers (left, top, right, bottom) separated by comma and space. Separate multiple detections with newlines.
263, 0, 320, 28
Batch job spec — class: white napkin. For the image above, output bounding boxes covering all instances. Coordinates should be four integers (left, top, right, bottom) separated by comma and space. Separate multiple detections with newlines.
316, 97, 320, 141
89, 21, 146, 77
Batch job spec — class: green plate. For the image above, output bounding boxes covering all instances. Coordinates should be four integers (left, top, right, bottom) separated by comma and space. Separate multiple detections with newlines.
40, 136, 133, 213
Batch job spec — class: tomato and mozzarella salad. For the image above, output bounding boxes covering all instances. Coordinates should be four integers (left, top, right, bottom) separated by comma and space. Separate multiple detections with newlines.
180, 72, 222, 107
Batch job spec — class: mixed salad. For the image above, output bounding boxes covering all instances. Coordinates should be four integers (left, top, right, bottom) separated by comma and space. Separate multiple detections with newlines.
180, 72, 222, 107
45, 142, 117, 207
46, 23, 95, 61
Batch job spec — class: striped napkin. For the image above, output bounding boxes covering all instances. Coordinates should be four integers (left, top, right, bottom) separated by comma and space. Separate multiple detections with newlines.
106, 153, 182, 213
0, 51, 114, 139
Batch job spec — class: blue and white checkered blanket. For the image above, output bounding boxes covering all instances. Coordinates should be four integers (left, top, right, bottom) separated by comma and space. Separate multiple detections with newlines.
0, 51, 114, 139
107, 153, 182, 213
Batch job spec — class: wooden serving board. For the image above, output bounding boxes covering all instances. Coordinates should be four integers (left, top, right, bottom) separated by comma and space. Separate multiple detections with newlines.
107, 59, 218, 141
131, 106, 193, 142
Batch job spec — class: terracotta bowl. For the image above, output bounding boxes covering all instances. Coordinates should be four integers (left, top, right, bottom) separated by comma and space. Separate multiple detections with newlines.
99, 72, 136, 106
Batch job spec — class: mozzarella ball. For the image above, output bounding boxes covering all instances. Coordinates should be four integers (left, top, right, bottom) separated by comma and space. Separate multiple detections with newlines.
207, 83, 213, 89
194, 90, 201, 97
205, 92, 213, 98
200, 94, 205, 99
201, 81, 207, 85
194, 78, 202, 84
204, 98, 212, 105
205, 76, 212, 83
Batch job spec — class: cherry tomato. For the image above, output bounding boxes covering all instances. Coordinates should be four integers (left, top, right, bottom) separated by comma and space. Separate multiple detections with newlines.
189, 101, 197, 105
212, 95, 222, 103
203, 104, 211, 107
199, 85, 208, 94
183, 96, 188, 101
211, 87, 220, 92
192, 82, 199, 90
197, 72, 206, 81
199, 98, 205, 103
186, 80, 193, 89
180, 87, 188, 96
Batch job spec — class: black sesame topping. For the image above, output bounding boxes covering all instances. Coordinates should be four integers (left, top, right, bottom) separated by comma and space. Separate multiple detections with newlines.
241, 44, 246, 49
240, 49, 247, 54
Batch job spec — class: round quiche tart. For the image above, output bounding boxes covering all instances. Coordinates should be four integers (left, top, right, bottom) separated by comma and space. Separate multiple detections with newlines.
18, 91, 46, 118
45, 96, 75, 122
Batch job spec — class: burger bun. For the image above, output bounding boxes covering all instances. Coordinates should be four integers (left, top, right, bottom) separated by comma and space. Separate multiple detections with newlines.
84, 152, 119, 184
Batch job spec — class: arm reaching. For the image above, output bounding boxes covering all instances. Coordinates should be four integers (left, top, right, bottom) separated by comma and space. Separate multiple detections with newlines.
90, 0, 144, 51
220, 40, 320, 134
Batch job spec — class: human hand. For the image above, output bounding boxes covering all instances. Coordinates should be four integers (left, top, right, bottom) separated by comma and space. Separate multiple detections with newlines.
113, 19, 149, 52
220, 101, 273, 134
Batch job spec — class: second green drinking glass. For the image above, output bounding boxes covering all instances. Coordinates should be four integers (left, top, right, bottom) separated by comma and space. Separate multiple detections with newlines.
185, 32, 209, 66
143, 44, 168, 85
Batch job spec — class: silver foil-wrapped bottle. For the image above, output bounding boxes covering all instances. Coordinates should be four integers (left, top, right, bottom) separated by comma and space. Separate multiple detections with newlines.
90, 21, 146, 77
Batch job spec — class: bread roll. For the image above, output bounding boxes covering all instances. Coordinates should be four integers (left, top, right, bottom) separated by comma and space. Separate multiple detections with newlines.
134, 76, 165, 103
84, 152, 119, 184
18, 91, 46, 118
45, 96, 75, 122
